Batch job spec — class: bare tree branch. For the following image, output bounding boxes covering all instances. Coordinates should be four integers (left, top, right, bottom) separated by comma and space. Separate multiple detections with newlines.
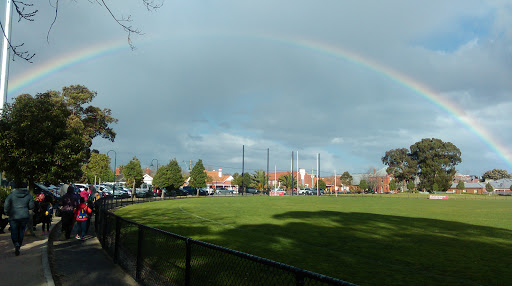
2, 0, 163, 62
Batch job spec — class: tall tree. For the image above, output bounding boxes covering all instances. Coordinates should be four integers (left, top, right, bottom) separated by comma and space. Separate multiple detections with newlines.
0, 92, 86, 187
485, 182, 494, 193
278, 173, 297, 192
81, 152, 113, 184
189, 160, 207, 193
252, 170, 267, 190
381, 148, 418, 191
482, 169, 512, 181
153, 159, 184, 192
409, 138, 461, 192
359, 179, 368, 193
339, 171, 353, 187
232, 172, 252, 193
456, 181, 465, 193
389, 179, 397, 192
123, 157, 144, 198
315, 179, 327, 190
407, 180, 416, 192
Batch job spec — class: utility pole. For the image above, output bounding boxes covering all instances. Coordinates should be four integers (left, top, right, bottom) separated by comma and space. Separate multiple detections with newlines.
0, 0, 13, 113
290, 151, 293, 195
316, 153, 319, 196
296, 151, 299, 194
241, 145, 244, 195
335, 170, 337, 197
266, 148, 269, 192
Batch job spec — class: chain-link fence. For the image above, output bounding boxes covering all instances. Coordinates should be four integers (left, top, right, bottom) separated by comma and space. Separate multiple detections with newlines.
95, 196, 358, 286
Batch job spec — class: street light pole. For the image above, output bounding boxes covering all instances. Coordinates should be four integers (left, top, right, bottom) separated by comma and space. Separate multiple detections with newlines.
107, 150, 117, 185
150, 159, 159, 171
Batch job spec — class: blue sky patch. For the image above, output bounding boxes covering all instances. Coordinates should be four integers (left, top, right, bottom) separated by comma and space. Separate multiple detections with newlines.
413, 11, 495, 52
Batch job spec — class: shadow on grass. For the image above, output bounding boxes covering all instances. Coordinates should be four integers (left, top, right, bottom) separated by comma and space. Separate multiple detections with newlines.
118, 208, 512, 286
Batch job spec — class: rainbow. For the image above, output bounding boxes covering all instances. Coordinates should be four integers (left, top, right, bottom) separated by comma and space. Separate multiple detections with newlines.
7, 38, 129, 97
7, 34, 512, 169
258, 35, 512, 170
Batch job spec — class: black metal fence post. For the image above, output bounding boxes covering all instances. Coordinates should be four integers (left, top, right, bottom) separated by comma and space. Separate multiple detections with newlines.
114, 216, 121, 264
295, 272, 305, 286
136, 225, 144, 282
102, 209, 108, 248
185, 238, 191, 286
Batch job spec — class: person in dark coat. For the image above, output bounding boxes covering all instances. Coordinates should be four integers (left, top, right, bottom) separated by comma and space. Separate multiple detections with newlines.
3, 182, 35, 256
60, 186, 78, 239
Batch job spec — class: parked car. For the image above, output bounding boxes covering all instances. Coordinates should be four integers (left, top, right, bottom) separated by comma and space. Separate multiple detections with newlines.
74, 183, 89, 192
34, 183, 58, 200
200, 187, 214, 195
246, 188, 260, 194
98, 185, 114, 197
298, 188, 314, 195
113, 186, 130, 198
216, 188, 233, 195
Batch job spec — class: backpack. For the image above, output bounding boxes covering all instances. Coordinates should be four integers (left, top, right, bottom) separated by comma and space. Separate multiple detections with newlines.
77, 207, 88, 220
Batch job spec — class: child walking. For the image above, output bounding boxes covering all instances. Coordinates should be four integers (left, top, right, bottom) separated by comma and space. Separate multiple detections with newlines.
74, 197, 92, 240
40, 195, 53, 235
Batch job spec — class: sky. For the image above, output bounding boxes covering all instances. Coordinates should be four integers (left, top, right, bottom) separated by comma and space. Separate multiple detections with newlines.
2, 0, 512, 177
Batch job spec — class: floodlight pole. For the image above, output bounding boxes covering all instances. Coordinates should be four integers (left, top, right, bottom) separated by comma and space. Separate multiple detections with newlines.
107, 150, 117, 184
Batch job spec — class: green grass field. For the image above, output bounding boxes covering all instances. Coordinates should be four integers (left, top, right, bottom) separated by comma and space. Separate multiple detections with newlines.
115, 196, 512, 285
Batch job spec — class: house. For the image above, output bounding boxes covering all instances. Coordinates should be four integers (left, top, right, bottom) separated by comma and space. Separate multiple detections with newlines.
205, 169, 235, 190
447, 182, 486, 194
490, 178, 512, 195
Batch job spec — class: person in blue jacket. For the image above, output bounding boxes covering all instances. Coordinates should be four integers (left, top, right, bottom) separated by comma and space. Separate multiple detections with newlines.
3, 181, 35, 256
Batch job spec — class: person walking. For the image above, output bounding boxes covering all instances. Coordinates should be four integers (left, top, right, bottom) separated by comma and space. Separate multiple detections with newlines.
60, 186, 78, 239
74, 197, 92, 240
3, 182, 35, 256
80, 186, 91, 202
40, 195, 53, 235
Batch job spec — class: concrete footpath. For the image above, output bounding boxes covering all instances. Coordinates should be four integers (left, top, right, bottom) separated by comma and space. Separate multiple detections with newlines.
0, 216, 138, 286
0, 220, 52, 286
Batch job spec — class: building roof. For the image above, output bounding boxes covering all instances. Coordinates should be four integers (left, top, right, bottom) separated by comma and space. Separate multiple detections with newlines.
450, 182, 486, 189
490, 178, 512, 190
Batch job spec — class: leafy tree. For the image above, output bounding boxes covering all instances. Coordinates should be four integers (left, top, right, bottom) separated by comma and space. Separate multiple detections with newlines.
155, 159, 184, 192
252, 170, 267, 190
482, 169, 512, 181
278, 173, 297, 192
407, 180, 416, 192
81, 153, 113, 184
123, 157, 144, 197
339, 171, 353, 187
0, 86, 118, 187
389, 179, 397, 192
486, 182, 494, 193
359, 179, 368, 193
189, 160, 207, 196
314, 179, 327, 190
0, 93, 85, 188
232, 172, 252, 193
409, 138, 461, 192
456, 181, 465, 192
382, 148, 418, 191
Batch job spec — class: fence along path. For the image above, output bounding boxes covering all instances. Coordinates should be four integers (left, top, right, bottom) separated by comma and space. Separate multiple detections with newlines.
95, 196, 358, 286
